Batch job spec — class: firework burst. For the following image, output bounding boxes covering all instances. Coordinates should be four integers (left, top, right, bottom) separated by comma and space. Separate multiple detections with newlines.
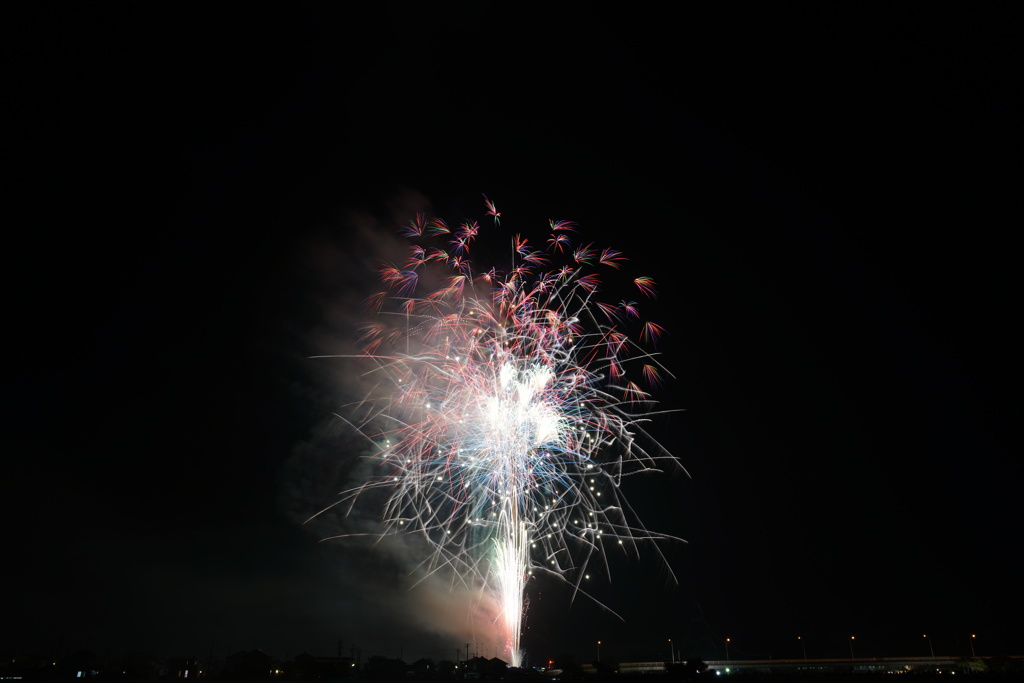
314, 197, 683, 666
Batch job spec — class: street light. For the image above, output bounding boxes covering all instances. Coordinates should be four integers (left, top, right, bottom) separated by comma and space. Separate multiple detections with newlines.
798, 636, 806, 661
923, 634, 934, 659
970, 634, 976, 658
597, 641, 601, 663
849, 636, 855, 660
668, 639, 674, 665
725, 638, 731, 662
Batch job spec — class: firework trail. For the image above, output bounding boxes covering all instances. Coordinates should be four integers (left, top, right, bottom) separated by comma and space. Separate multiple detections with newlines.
314, 198, 683, 666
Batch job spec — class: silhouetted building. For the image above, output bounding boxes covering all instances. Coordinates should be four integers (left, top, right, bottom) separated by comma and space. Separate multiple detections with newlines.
224, 649, 274, 680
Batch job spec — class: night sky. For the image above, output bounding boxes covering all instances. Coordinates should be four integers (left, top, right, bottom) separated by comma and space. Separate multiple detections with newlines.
4, 3, 1021, 668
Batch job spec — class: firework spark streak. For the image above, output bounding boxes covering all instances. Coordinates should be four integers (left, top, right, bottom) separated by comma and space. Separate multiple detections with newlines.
313, 198, 684, 666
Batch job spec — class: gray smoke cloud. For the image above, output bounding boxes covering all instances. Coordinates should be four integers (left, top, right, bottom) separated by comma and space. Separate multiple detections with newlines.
278, 188, 507, 660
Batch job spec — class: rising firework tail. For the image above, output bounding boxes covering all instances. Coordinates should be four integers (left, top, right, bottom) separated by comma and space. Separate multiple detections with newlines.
311, 197, 685, 666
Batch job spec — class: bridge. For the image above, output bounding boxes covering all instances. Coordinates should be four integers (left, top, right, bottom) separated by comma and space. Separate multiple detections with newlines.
582, 655, 1019, 676
703, 656, 965, 675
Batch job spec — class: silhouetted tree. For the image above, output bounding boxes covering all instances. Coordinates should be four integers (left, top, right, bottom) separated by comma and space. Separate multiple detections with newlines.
682, 658, 708, 678
121, 651, 159, 679
986, 655, 1023, 674
956, 657, 988, 674
436, 659, 457, 679
224, 649, 273, 680
60, 649, 98, 673
667, 658, 708, 681
364, 655, 408, 679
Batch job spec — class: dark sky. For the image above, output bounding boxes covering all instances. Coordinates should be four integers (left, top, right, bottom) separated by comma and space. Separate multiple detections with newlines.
3, 3, 1021, 668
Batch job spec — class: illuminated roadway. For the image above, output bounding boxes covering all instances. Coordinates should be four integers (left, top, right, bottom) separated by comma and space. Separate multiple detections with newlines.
582, 655, 1021, 675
